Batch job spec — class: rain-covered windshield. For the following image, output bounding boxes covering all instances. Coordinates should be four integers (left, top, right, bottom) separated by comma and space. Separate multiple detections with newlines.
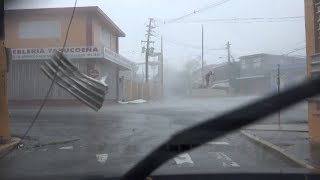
1, 0, 319, 179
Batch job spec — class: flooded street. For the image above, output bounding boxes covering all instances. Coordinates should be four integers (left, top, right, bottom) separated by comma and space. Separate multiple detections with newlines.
0, 97, 307, 178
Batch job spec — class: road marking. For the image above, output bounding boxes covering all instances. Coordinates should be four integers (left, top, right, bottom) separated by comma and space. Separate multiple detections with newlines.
174, 153, 194, 165
207, 142, 230, 145
59, 146, 73, 150
210, 152, 240, 168
96, 154, 108, 164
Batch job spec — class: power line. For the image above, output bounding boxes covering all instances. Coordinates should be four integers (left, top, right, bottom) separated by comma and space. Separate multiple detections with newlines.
283, 46, 306, 56
170, 16, 304, 24
0, 0, 78, 160
177, 16, 304, 22
163, 36, 225, 51
165, 0, 231, 24
22, 0, 78, 140
21, 0, 78, 140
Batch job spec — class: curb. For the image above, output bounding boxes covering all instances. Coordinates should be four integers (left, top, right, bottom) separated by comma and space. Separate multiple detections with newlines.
240, 130, 316, 170
244, 128, 308, 133
0, 137, 21, 157
33, 138, 80, 148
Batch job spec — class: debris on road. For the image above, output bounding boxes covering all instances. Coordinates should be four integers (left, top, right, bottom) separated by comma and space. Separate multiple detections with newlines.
207, 141, 230, 145
59, 146, 73, 150
174, 153, 194, 165
18, 143, 24, 149
119, 99, 147, 104
33, 138, 80, 148
96, 154, 108, 164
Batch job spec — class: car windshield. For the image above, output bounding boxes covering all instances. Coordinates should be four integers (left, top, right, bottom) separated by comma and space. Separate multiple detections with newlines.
1, 0, 319, 179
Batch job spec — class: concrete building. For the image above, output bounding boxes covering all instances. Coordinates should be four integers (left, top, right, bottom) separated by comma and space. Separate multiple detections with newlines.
305, 0, 320, 143
5, 6, 135, 105
237, 54, 306, 94
192, 54, 306, 95
193, 62, 240, 91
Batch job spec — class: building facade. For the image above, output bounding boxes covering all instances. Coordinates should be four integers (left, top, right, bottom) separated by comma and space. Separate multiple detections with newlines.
192, 54, 306, 95
192, 62, 240, 89
305, 0, 320, 142
237, 54, 306, 94
5, 6, 135, 105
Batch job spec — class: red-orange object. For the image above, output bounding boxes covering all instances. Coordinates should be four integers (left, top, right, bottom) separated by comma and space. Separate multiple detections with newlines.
0, 40, 10, 143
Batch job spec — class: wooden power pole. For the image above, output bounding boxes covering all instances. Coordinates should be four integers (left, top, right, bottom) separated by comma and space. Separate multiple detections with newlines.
141, 18, 155, 99
201, 25, 204, 87
227, 41, 231, 64
145, 18, 154, 83
277, 64, 281, 128
0, 0, 10, 143
160, 36, 164, 97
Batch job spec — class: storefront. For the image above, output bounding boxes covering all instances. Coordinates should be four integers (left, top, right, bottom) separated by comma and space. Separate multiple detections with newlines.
8, 46, 135, 105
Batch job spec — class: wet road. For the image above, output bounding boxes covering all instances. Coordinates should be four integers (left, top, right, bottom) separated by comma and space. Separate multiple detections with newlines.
0, 97, 307, 178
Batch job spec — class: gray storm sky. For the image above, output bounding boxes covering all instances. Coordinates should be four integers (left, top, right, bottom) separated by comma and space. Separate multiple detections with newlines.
7, 0, 306, 68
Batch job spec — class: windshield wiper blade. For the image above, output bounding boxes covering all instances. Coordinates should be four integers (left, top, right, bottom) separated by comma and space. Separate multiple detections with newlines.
123, 78, 320, 180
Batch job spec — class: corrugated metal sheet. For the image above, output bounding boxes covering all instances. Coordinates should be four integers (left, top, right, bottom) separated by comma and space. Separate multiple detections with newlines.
8, 59, 118, 101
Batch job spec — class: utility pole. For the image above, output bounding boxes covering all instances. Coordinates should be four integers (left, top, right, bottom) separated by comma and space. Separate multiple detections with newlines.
141, 18, 156, 99
143, 18, 155, 83
201, 25, 204, 87
277, 64, 281, 128
0, 0, 10, 143
227, 41, 231, 64
161, 36, 164, 97
226, 41, 231, 94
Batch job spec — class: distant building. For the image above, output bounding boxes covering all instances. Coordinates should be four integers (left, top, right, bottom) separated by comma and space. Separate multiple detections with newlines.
5, 6, 135, 105
193, 62, 240, 90
192, 64, 219, 88
192, 54, 306, 94
237, 54, 306, 94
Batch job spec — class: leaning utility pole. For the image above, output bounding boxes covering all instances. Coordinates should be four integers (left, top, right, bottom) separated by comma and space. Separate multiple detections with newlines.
141, 18, 156, 99
0, 0, 10, 143
144, 18, 155, 83
201, 25, 204, 87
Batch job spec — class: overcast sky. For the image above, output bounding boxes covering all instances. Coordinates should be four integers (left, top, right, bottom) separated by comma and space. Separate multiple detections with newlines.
7, 0, 306, 68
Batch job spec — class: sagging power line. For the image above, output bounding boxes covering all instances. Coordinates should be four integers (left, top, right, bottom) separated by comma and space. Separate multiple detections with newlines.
163, 36, 226, 51
284, 46, 306, 56
171, 16, 304, 24
163, 0, 231, 24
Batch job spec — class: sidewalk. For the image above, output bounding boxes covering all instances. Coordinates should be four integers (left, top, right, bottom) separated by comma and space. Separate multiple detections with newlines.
0, 137, 21, 158
241, 124, 320, 170
245, 124, 308, 132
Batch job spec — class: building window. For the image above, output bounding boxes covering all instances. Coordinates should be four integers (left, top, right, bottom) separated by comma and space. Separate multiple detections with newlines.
19, 21, 61, 39
101, 26, 111, 48
241, 61, 247, 69
253, 60, 262, 68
